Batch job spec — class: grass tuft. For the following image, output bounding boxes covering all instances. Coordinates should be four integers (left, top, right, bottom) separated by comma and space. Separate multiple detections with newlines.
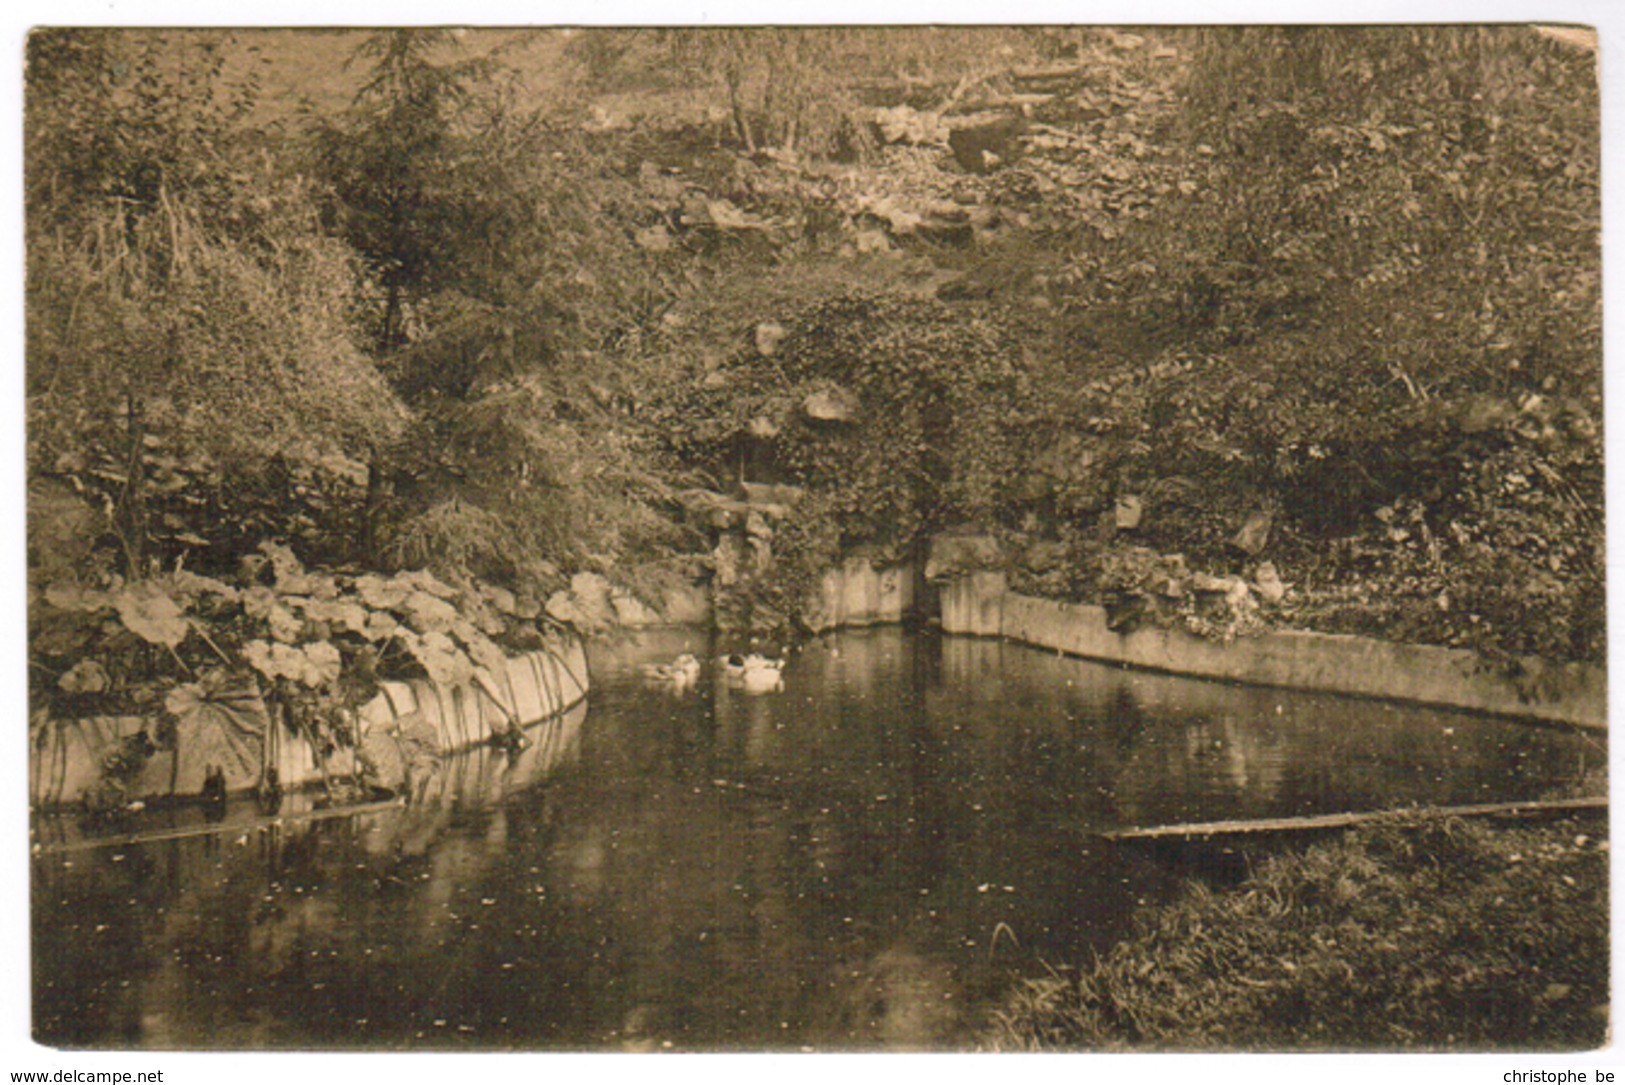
984, 815, 1609, 1051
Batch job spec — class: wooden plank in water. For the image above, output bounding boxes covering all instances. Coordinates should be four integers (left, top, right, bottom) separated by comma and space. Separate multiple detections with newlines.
33, 797, 408, 857
1101, 796, 1607, 842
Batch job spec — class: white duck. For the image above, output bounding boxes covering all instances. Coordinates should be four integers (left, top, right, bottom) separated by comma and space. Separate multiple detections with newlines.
719, 652, 785, 679
720, 652, 786, 693
642, 652, 702, 685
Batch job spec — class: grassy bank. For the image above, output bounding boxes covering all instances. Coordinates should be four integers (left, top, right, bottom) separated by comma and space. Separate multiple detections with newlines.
984, 815, 1609, 1051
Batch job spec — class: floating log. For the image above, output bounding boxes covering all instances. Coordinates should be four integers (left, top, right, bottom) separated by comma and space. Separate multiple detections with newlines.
1101, 796, 1607, 842
33, 797, 407, 857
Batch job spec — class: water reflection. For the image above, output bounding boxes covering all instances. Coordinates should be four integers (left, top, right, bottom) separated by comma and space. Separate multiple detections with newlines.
34, 628, 1598, 1050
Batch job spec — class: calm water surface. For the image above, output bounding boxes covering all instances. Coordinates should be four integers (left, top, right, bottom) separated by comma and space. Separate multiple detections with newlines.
33, 628, 1600, 1050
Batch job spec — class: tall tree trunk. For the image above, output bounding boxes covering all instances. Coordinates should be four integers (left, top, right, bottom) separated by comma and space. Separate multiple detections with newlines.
362, 455, 393, 564
117, 389, 148, 578
381, 282, 404, 351
726, 68, 757, 152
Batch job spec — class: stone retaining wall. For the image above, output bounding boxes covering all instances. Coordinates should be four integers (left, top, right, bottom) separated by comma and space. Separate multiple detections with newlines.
941, 573, 1606, 730
804, 556, 917, 632
30, 637, 591, 809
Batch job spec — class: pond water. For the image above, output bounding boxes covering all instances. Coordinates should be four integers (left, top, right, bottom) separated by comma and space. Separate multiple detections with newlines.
33, 627, 1601, 1051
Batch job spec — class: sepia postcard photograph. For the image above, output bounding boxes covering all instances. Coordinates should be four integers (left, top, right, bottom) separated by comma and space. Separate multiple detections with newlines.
14, 4, 1614, 1076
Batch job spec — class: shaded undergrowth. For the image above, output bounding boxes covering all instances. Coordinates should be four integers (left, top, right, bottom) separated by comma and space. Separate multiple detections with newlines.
985, 815, 1609, 1051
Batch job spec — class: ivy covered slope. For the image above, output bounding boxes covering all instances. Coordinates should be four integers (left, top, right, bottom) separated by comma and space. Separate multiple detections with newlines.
634, 27, 1601, 664
1030, 28, 1603, 666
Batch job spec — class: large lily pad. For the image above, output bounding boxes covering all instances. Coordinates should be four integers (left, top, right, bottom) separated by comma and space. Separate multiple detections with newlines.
242, 639, 343, 688
163, 570, 240, 604
397, 629, 473, 686
165, 668, 268, 778
355, 574, 411, 611
404, 591, 461, 633
297, 598, 371, 635
114, 584, 189, 648
43, 581, 114, 613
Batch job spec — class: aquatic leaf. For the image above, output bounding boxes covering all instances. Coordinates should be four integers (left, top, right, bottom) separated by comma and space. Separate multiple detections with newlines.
242, 639, 343, 688
457, 591, 508, 636
480, 583, 519, 616
163, 570, 240, 603
296, 598, 370, 635
258, 541, 339, 598
241, 586, 281, 621
362, 610, 400, 641
398, 568, 457, 599
258, 540, 306, 584
298, 573, 341, 601
165, 668, 267, 778
267, 603, 304, 644
114, 584, 189, 648
355, 574, 410, 611
242, 639, 283, 681
32, 608, 99, 657
404, 590, 461, 633
58, 658, 110, 693
463, 633, 510, 682
43, 581, 113, 613
300, 641, 343, 687
400, 629, 472, 686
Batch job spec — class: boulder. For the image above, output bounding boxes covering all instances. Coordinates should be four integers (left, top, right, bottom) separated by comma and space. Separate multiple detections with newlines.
1189, 572, 1237, 595
1456, 394, 1517, 434
1231, 509, 1273, 555
677, 488, 746, 531
803, 386, 860, 423
545, 571, 616, 630
1226, 578, 1255, 610
1152, 575, 1186, 599
755, 321, 788, 357
748, 535, 773, 576
610, 591, 663, 628
740, 481, 804, 511
873, 105, 950, 146
1115, 494, 1144, 531
744, 509, 774, 539
1253, 561, 1287, 604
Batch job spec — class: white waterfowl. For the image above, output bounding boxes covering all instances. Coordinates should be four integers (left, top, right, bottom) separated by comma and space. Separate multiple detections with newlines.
642, 652, 702, 684
720, 652, 786, 679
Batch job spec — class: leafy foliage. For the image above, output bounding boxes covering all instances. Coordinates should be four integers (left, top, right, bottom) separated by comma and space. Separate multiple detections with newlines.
164, 668, 268, 778
650, 290, 1038, 629
986, 816, 1609, 1051
27, 27, 1603, 688
27, 30, 407, 582
30, 539, 562, 800
994, 27, 1602, 662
